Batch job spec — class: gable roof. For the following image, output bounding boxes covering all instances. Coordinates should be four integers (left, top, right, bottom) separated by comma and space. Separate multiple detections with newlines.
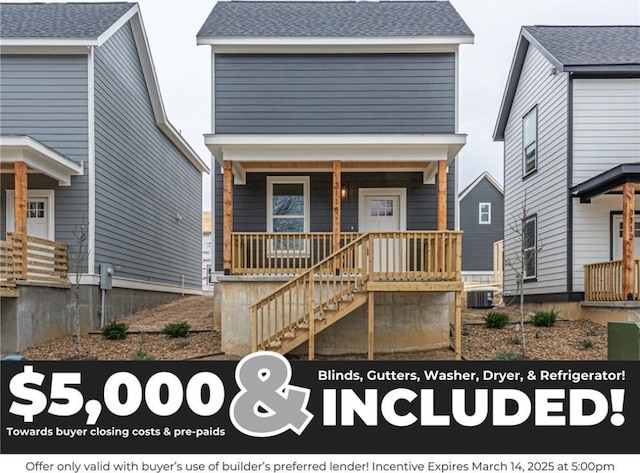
0, 2, 135, 39
493, 25, 640, 141
197, 0, 473, 39
0, 2, 209, 173
459, 171, 503, 201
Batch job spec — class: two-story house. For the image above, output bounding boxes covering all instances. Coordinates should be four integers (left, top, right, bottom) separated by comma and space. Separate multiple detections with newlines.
494, 25, 640, 324
0, 2, 209, 352
459, 171, 504, 285
198, 0, 474, 359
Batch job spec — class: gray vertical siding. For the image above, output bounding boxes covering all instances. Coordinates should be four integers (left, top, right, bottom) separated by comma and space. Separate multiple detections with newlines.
93, 23, 202, 288
214, 162, 456, 271
0, 54, 89, 250
215, 53, 455, 134
460, 178, 504, 271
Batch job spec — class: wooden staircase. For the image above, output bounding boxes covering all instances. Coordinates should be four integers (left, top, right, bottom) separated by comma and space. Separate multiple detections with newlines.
251, 233, 373, 357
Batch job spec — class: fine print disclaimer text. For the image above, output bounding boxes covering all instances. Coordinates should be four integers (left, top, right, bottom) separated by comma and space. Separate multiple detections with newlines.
21, 459, 621, 473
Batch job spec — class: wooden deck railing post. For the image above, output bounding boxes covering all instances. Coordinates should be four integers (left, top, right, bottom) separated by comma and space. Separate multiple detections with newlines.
251, 306, 258, 352
308, 271, 315, 360
332, 161, 341, 271
223, 160, 233, 275
14, 162, 28, 279
622, 182, 635, 300
437, 160, 447, 231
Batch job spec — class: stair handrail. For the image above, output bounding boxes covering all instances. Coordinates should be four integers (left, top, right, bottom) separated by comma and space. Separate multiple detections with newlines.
251, 232, 372, 351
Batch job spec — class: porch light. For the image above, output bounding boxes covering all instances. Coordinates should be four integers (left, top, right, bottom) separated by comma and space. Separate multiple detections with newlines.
341, 186, 348, 201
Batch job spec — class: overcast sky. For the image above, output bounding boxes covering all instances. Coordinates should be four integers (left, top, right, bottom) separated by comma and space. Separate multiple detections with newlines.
3, 0, 639, 209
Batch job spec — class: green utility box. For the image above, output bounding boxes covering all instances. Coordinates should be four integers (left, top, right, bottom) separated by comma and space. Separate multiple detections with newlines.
607, 321, 640, 360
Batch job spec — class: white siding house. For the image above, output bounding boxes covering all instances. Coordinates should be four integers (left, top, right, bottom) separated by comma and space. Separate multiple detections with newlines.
494, 25, 640, 312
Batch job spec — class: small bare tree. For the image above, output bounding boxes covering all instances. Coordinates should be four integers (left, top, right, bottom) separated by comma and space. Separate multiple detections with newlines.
504, 193, 543, 357
68, 222, 90, 359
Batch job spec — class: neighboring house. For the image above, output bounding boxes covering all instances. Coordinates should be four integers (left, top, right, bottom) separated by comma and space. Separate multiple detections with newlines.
493, 25, 640, 323
197, 0, 474, 358
0, 2, 209, 352
202, 210, 213, 293
458, 171, 504, 284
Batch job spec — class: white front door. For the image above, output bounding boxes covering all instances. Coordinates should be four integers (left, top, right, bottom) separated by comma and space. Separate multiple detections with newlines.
6, 190, 54, 240
612, 214, 640, 260
359, 189, 406, 273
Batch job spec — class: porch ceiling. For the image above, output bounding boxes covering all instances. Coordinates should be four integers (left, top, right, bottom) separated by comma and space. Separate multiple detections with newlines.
204, 133, 466, 184
572, 162, 640, 202
0, 135, 83, 186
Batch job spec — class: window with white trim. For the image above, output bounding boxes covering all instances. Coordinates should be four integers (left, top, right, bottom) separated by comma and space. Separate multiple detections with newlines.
479, 202, 491, 224
523, 215, 537, 279
523, 107, 537, 176
267, 176, 310, 251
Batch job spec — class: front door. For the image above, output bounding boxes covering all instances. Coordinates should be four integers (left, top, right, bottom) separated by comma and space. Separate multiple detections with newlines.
612, 214, 640, 260
359, 189, 406, 273
6, 190, 53, 240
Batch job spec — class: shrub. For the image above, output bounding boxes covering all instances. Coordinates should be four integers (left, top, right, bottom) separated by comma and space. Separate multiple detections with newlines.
483, 311, 510, 329
581, 337, 595, 350
509, 334, 522, 345
531, 308, 558, 327
101, 321, 128, 340
162, 321, 191, 338
130, 349, 154, 361
493, 351, 519, 361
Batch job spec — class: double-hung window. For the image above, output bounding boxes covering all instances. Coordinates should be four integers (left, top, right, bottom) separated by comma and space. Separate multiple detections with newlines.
523, 107, 537, 176
479, 202, 491, 224
523, 215, 537, 279
267, 176, 309, 252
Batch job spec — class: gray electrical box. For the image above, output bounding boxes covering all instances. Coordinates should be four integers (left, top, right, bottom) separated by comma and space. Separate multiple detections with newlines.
99, 263, 113, 290
607, 321, 640, 360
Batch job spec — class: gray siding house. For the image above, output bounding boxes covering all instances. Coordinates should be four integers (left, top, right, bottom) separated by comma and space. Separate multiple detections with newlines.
0, 2, 209, 352
458, 171, 504, 283
494, 25, 640, 323
197, 0, 474, 358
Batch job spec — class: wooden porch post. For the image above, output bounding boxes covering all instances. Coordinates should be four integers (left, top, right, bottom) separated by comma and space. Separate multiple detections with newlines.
14, 162, 28, 279
332, 160, 341, 256
437, 160, 447, 231
367, 292, 374, 360
223, 160, 233, 275
622, 182, 635, 300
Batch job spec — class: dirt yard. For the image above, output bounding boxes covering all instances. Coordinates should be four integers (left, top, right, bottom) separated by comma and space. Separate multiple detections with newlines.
20, 294, 608, 361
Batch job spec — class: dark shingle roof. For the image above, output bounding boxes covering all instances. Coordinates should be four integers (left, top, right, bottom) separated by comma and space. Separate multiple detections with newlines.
0, 2, 135, 38
197, 1, 473, 38
524, 26, 640, 67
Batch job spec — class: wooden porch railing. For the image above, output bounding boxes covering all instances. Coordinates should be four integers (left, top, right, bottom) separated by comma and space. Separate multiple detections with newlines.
584, 259, 640, 301
232, 231, 461, 278
250, 231, 462, 351
231, 232, 360, 275
0, 238, 16, 291
1, 233, 68, 286
251, 233, 372, 351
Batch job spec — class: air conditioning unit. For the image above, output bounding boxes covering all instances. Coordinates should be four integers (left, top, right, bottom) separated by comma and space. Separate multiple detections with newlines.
467, 291, 493, 309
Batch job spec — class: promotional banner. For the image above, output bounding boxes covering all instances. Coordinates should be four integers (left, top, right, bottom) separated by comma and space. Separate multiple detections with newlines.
2, 355, 639, 456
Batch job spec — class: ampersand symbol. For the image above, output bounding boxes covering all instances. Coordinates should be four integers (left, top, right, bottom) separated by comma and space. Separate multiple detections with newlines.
230, 352, 313, 437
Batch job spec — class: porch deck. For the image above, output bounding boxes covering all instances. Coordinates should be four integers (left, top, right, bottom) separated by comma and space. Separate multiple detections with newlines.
235, 231, 464, 359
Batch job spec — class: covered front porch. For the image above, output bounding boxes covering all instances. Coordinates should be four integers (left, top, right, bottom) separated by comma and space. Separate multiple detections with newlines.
573, 163, 640, 302
0, 135, 81, 296
206, 133, 467, 359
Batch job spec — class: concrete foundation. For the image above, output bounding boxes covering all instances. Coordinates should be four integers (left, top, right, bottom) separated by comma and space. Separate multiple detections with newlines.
1, 283, 183, 354
521, 301, 582, 321
580, 301, 640, 326
216, 276, 452, 356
